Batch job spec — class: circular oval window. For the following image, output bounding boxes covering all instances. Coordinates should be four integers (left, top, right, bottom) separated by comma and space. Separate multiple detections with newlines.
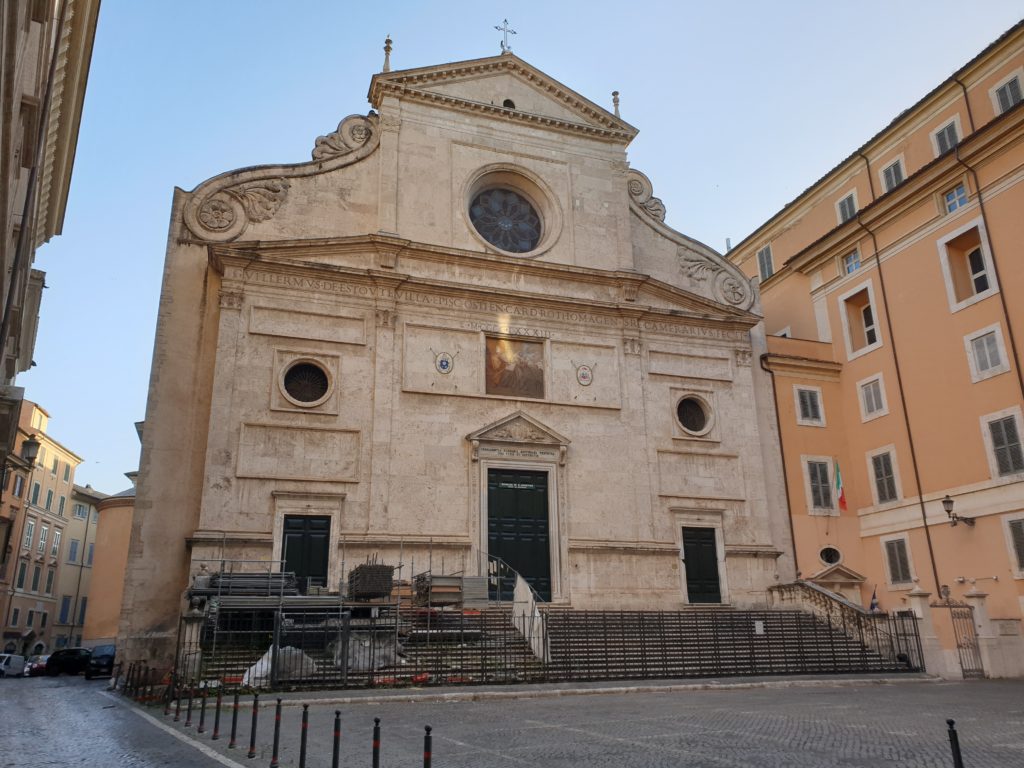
469, 188, 542, 253
820, 546, 842, 565
282, 361, 330, 407
676, 396, 711, 434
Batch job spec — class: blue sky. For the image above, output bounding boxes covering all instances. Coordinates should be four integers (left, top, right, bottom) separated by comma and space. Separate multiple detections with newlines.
20, 1, 1024, 493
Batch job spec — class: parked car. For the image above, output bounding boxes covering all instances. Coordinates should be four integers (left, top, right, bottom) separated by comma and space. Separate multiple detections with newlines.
45, 648, 91, 676
23, 655, 49, 677
85, 644, 115, 679
0, 653, 26, 677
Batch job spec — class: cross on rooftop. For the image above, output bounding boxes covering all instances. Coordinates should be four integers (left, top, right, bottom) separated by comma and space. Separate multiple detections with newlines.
495, 19, 516, 53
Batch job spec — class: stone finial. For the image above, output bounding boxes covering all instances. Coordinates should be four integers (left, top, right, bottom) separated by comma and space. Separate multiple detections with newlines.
612, 91, 620, 118
383, 35, 392, 73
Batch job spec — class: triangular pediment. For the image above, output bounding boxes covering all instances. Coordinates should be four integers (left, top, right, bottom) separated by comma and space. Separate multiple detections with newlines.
628, 277, 758, 323
467, 410, 570, 446
808, 563, 867, 584
369, 54, 637, 143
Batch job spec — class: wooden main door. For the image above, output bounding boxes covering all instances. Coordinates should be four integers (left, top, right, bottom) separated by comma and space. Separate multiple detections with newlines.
682, 526, 722, 603
487, 469, 551, 600
283, 515, 330, 594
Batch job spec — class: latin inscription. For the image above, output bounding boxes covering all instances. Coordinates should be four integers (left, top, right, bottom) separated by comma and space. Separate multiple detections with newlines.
478, 445, 559, 461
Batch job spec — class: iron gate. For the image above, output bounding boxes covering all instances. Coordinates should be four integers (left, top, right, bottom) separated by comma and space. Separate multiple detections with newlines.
932, 600, 984, 679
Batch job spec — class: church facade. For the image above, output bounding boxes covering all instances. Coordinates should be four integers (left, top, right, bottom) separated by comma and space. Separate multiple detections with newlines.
121, 51, 794, 664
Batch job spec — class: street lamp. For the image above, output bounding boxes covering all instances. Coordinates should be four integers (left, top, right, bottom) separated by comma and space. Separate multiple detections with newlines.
943, 494, 974, 527
20, 435, 40, 465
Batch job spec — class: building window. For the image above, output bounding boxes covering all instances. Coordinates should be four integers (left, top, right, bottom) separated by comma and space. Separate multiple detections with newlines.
994, 75, 1022, 114
86, 543, 94, 566
50, 529, 60, 557
469, 188, 542, 253
944, 183, 968, 213
987, 414, 1024, 477
841, 250, 861, 274
819, 546, 842, 565
57, 496, 65, 516
26, 610, 34, 628
59, 596, 71, 624
15, 562, 26, 589
63, 463, 70, 482
674, 394, 713, 436
794, 387, 824, 426
40, 612, 46, 629
11, 608, 19, 626
965, 325, 1009, 383
77, 596, 88, 625
1006, 517, 1024, 576
933, 121, 958, 155
44, 490, 52, 511
73, 503, 87, 519
30, 482, 40, 505
837, 193, 857, 224
23, 519, 35, 549
882, 159, 904, 192
44, 568, 54, 594
30, 565, 40, 592
51, 458, 58, 475
884, 537, 913, 585
281, 361, 331, 406
756, 244, 774, 281
38, 526, 47, 553
938, 221, 997, 311
870, 450, 899, 504
803, 458, 834, 513
12, 475, 23, 498
68, 538, 79, 563
840, 283, 881, 358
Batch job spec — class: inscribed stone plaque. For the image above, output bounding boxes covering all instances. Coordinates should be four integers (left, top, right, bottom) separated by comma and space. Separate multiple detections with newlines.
485, 337, 544, 399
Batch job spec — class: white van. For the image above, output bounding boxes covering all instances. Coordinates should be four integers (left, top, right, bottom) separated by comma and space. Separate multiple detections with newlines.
0, 654, 26, 677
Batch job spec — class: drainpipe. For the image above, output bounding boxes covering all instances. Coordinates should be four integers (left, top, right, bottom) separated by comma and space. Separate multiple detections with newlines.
759, 354, 800, 578
857, 152, 877, 203
854, 215, 941, 595
68, 503, 93, 647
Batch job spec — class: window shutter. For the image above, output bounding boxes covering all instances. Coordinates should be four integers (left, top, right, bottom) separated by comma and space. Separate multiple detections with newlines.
991, 417, 1024, 475
1010, 520, 1024, 571
886, 540, 910, 583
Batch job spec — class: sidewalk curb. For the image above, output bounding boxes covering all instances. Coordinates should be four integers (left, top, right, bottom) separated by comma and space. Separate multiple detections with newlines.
259, 675, 942, 708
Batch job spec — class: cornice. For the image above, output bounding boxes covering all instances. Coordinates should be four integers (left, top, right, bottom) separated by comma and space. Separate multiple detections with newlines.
762, 352, 842, 380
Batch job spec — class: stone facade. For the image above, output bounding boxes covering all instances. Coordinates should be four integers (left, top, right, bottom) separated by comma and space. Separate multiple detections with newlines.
122, 52, 794, 665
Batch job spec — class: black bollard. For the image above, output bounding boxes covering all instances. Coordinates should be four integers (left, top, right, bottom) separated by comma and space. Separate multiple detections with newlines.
198, 686, 208, 734
247, 692, 260, 759
185, 686, 194, 727
174, 688, 182, 722
125, 663, 134, 697
212, 689, 222, 740
331, 710, 341, 768
270, 698, 282, 768
947, 719, 965, 768
423, 725, 432, 768
228, 691, 240, 749
298, 704, 309, 768
372, 717, 381, 768
164, 675, 174, 716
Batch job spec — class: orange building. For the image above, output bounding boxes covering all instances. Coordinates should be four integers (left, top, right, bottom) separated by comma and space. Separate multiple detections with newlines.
728, 22, 1024, 677
83, 473, 135, 647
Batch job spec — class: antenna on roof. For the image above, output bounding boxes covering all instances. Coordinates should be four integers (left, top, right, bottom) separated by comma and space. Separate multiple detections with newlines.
382, 34, 392, 72
495, 19, 516, 54
612, 91, 620, 118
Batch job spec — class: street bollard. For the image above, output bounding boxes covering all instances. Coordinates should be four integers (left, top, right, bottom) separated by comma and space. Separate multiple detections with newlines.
164, 675, 175, 716
372, 717, 381, 768
228, 691, 240, 748
247, 692, 260, 759
125, 663, 134, 697
298, 704, 309, 768
331, 710, 341, 768
212, 689, 222, 740
198, 686, 208, 734
174, 689, 182, 723
947, 719, 965, 768
270, 698, 282, 768
185, 686, 194, 727
423, 725, 432, 768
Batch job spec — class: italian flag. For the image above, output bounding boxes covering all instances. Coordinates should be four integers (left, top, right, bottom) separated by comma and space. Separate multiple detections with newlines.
835, 460, 847, 511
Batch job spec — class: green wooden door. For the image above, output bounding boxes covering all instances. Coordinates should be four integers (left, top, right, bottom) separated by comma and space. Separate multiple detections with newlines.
682, 526, 721, 603
487, 469, 551, 600
283, 515, 330, 594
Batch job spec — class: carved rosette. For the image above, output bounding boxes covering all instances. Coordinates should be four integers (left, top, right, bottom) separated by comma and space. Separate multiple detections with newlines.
311, 113, 379, 160
678, 249, 752, 308
187, 178, 291, 242
626, 170, 666, 222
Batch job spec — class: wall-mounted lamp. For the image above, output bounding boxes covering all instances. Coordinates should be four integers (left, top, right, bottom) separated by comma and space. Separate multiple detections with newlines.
942, 494, 974, 527
20, 435, 40, 466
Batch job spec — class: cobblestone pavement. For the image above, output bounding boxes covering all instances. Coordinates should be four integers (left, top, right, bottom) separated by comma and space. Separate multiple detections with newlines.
6, 675, 1024, 767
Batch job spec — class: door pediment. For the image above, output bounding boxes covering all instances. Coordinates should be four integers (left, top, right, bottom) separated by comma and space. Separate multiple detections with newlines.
467, 410, 569, 464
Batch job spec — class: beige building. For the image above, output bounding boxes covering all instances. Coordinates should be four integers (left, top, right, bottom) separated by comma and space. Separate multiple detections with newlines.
122, 48, 795, 666
0, 0, 100, 484
728, 22, 1024, 677
0, 401, 83, 654
50, 483, 105, 648
83, 471, 135, 647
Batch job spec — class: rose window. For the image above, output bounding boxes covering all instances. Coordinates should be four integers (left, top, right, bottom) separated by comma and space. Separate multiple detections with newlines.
469, 189, 541, 253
